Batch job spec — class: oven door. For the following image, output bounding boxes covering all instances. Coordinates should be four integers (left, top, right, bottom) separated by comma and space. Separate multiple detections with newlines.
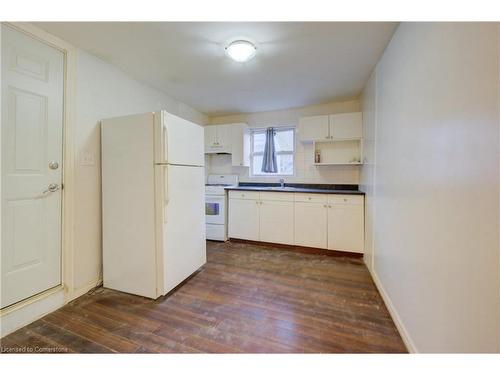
205, 195, 225, 225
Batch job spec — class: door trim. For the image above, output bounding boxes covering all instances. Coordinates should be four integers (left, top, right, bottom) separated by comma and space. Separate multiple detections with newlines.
2, 22, 77, 306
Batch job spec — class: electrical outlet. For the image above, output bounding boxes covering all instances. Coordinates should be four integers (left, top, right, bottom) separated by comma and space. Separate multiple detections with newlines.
80, 151, 95, 166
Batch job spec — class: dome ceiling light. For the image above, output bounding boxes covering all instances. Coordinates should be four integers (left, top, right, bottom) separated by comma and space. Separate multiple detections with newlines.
225, 40, 257, 63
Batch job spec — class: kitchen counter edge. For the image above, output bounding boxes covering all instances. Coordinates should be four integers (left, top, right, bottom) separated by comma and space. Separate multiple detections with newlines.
224, 186, 365, 195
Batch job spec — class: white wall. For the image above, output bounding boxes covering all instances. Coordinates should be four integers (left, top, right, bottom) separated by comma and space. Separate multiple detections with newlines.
360, 23, 500, 352
360, 71, 377, 272
72, 50, 207, 293
207, 99, 361, 185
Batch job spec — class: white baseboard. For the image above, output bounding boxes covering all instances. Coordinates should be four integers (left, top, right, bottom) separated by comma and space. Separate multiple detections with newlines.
369, 268, 418, 353
0, 286, 65, 338
0, 277, 102, 338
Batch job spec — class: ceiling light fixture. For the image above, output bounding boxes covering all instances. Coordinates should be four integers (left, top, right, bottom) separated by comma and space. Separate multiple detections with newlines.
225, 40, 257, 63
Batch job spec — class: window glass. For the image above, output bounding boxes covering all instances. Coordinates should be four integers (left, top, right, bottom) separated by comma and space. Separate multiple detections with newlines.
251, 128, 294, 176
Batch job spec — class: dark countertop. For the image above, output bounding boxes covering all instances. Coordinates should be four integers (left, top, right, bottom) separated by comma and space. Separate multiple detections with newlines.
224, 183, 364, 195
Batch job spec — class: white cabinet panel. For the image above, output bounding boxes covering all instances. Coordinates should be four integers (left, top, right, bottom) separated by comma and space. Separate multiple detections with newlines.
228, 191, 364, 254
330, 112, 363, 140
294, 202, 328, 248
228, 199, 259, 240
259, 192, 294, 202
328, 204, 364, 253
228, 190, 260, 200
327, 194, 364, 205
204, 125, 217, 153
230, 123, 250, 167
205, 123, 249, 158
259, 200, 294, 245
298, 115, 330, 141
294, 193, 328, 203
204, 124, 231, 153
216, 124, 232, 151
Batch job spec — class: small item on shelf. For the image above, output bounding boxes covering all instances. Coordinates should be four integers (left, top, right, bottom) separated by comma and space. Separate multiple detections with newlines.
315, 150, 321, 163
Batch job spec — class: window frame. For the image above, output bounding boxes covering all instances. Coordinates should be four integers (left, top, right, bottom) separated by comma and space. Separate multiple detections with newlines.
249, 126, 296, 177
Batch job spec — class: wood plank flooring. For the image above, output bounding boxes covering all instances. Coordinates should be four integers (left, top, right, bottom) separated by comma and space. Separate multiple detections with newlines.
0, 241, 407, 353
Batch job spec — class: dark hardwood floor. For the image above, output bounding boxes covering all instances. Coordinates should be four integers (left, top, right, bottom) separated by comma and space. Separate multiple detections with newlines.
0, 241, 407, 353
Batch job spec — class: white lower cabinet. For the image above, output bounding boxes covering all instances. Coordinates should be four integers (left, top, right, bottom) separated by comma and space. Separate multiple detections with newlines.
327, 195, 364, 253
228, 198, 259, 240
294, 202, 328, 248
260, 199, 294, 245
228, 191, 364, 254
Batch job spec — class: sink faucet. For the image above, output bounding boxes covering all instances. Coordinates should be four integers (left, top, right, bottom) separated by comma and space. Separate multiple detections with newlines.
279, 178, 285, 188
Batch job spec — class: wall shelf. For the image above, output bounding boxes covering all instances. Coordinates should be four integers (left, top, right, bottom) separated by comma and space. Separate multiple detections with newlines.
314, 162, 362, 166
313, 139, 363, 166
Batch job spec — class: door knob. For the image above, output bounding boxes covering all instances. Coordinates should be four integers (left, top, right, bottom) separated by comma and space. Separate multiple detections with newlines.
43, 183, 60, 194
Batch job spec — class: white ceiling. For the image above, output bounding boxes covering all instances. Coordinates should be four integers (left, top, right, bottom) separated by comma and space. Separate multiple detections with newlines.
35, 22, 397, 116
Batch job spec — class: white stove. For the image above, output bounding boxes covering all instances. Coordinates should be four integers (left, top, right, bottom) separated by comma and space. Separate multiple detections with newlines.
205, 174, 239, 241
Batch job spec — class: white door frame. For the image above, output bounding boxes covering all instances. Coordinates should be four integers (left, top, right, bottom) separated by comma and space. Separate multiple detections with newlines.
1, 22, 77, 312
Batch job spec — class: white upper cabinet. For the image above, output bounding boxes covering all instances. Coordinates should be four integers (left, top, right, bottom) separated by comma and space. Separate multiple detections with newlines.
329, 112, 363, 140
298, 115, 330, 141
215, 124, 232, 151
298, 112, 362, 142
204, 124, 231, 153
204, 125, 218, 152
205, 123, 249, 167
230, 123, 250, 167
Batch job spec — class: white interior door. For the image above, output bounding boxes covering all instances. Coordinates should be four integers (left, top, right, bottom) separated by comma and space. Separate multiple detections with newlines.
1, 25, 64, 308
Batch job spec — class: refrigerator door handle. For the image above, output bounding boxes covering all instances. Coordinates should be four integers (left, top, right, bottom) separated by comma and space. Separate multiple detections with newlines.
163, 165, 169, 223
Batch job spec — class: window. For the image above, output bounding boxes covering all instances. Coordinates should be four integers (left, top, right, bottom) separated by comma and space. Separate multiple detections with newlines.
250, 127, 295, 176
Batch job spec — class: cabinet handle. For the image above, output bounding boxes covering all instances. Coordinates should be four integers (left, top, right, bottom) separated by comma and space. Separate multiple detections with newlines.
323, 204, 327, 208
308, 197, 312, 200
328, 205, 332, 208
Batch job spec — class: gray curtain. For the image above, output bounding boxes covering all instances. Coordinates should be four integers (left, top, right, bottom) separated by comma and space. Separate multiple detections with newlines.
261, 127, 278, 173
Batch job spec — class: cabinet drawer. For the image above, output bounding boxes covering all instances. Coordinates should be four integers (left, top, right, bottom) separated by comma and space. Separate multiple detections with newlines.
294, 193, 328, 203
228, 190, 260, 200
327, 194, 364, 205
260, 192, 294, 202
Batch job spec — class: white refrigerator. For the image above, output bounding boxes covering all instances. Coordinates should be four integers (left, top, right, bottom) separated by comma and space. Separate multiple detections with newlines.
101, 111, 206, 299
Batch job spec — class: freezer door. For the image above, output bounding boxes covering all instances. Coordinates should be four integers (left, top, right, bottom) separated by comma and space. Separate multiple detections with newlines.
156, 164, 206, 294
154, 111, 205, 166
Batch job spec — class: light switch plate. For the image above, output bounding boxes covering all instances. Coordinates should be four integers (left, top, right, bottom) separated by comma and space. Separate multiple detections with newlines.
80, 151, 95, 166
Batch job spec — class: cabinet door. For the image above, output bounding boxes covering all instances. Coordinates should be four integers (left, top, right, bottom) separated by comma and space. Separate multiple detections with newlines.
330, 112, 363, 140
259, 200, 294, 245
231, 123, 250, 167
216, 124, 232, 152
228, 199, 259, 240
294, 202, 328, 248
327, 204, 364, 253
204, 125, 217, 152
298, 115, 330, 141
